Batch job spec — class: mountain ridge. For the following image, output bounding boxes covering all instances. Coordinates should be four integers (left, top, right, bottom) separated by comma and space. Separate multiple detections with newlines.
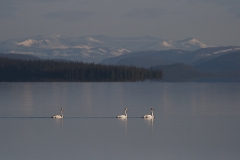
0, 35, 211, 63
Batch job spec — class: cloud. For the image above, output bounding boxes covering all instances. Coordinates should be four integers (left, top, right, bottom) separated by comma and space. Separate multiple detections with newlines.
208, 0, 240, 18
178, 0, 240, 5
0, 0, 19, 19
176, 0, 240, 18
36, 0, 70, 2
228, 6, 240, 18
43, 10, 96, 22
172, 11, 187, 15
125, 7, 166, 19
204, 0, 240, 5
36, 0, 89, 3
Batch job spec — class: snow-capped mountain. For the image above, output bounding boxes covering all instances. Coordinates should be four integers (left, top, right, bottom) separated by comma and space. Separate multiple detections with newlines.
142, 37, 211, 51
0, 35, 212, 62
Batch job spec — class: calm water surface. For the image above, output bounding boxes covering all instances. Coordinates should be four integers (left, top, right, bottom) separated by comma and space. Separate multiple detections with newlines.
0, 82, 240, 160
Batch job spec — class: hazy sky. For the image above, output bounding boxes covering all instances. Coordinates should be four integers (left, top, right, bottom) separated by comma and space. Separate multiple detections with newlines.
0, 0, 240, 45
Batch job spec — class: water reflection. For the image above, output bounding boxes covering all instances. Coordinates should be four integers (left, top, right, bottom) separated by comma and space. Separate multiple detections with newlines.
21, 83, 34, 115
82, 83, 94, 114
53, 118, 63, 132
117, 118, 128, 134
1, 82, 240, 160
143, 118, 154, 132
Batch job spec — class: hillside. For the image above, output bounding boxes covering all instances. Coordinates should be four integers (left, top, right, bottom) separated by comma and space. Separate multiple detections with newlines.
194, 51, 240, 72
102, 46, 240, 68
189, 46, 240, 65
101, 46, 240, 82
152, 63, 210, 82
102, 49, 191, 67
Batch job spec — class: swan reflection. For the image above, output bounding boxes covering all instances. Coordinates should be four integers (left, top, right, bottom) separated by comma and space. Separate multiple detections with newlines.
53, 117, 64, 132
144, 118, 154, 132
118, 118, 128, 134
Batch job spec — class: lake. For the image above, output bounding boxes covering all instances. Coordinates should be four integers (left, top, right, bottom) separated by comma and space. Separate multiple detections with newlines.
1, 82, 240, 160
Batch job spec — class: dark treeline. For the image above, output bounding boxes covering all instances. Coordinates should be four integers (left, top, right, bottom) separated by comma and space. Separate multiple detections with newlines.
0, 58, 162, 82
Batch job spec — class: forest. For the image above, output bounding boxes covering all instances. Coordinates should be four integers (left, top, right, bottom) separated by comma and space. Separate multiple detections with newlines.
0, 58, 162, 82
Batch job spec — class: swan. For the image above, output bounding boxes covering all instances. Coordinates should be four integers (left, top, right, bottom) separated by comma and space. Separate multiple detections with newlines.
142, 108, 154, 118
52, 108, 64, 118
117, 108, 128, 118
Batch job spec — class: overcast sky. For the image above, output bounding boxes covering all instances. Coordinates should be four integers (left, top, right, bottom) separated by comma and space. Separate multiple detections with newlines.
0, 0, 240, 45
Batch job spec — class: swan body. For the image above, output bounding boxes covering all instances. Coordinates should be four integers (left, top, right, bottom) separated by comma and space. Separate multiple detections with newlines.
117, 108, 128, 118
52, 108, 64, 118
142, 108, 154, 119
52, 115, 63, 118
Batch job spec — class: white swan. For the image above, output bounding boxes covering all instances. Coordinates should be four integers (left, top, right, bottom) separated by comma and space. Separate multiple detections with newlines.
142, 108, 154, 118
117, 108, 128, 118
52, 108, 64, 118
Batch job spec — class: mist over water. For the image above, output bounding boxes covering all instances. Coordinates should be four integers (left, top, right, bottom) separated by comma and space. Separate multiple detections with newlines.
1, 82, 240, 160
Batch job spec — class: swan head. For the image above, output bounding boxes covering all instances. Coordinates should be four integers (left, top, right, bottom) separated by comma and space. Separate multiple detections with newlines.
151, 108, 154, 110
61, 108, 64, 111
125, 108, 128, 111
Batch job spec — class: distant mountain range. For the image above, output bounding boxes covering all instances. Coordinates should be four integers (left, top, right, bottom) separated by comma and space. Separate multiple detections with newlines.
0, 35, 212, 63
1, 35, 240, 81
